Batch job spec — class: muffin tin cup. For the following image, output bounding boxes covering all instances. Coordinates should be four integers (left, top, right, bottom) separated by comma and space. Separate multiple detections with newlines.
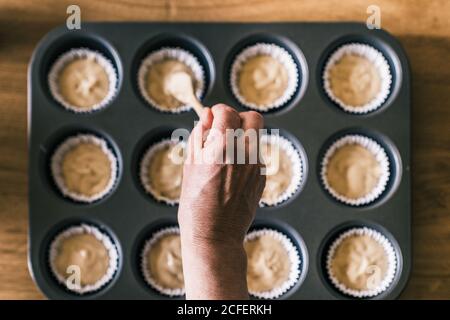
245, 228, 301, 299
137, 48, 205, 113
50, 134, 119, 203
320, 134, 390, 206
230, 43, 299, 112
259, 134, 304, 207
48, 224, 119, 295
323, 43, 392, 114
48, 48, 118, 113
139, 139, 186, 206
140, 226, 185, 297
325, 227, 397, 298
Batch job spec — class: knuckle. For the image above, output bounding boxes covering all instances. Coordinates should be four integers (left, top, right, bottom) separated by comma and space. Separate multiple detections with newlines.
212, 103, 234, 114
248, 111, 263, 122
212, 103, 226, 111
241, 111, 264, 127
213, 104, 239, 125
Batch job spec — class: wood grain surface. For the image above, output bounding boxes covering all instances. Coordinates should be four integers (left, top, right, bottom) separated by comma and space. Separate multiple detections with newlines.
0, 0, 449, 300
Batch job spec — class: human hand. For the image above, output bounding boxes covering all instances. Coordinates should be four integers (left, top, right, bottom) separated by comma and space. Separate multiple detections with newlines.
178, 104, 265, 299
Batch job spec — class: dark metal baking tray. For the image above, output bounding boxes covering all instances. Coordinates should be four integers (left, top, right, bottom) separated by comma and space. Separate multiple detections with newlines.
28, 22, 411, 299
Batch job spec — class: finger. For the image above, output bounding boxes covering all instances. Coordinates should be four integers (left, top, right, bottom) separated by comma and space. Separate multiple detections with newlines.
200, 107, 214, 129
239, 111, 264, 164
210, 104, 241, 134
239, 111, 264, 131
201, 104, 241, 164
187, 108, 213, 162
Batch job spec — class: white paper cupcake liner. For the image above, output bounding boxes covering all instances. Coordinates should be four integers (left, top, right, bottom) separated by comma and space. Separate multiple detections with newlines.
49, 224, 119, 295
320, 135, 390, 206
137, 47, 205, 113
323, 43, 392, 114
326, 227, 397, 298
230, 43, 299, 112
51, 134, 118, 203
48, 48, 118, 113
245, 228, 301, 299
140, 139, 186, 206
259, 134, 304, 207
141, 226, 184, 297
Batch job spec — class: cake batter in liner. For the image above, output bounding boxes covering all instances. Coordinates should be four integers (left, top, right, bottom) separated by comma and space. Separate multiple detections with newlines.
230, 43, 299, 112
320, 134, 390, 206
49, 224, 119, 295
51, 134, 118, 203
140, 226, 184, 297
140, 139, 186, 206
137, 48, 205, 113
323, 43, 392, 114
325, 227, 397, 298
244, 228, 301, 299
259, 134, 304, 207
48, 48, 118, 113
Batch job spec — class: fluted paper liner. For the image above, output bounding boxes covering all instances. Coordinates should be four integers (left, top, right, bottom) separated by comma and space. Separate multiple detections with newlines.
326, 227, 397, 298
48, 48, 118, 113
49, 224, 119, 294
51, 134, 118, 203
140, 139, 186, 206
245, 228, 301, 299
323, 43, 392, 114
138, 48, 205, 113
230, 43, 299, 112
259, 134, 304, 207
140, 226, 184, 297
320, 134, 390, 206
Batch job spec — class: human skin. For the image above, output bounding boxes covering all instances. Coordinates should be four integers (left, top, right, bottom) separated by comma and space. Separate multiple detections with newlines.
178, 104, 265, 300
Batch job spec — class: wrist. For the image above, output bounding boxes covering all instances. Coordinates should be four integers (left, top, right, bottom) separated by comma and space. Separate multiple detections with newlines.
181, 225, 245, 250
180, 230, 249, 300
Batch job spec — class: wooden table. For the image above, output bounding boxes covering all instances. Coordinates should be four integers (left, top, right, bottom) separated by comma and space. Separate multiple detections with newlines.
0, 0, 449, 300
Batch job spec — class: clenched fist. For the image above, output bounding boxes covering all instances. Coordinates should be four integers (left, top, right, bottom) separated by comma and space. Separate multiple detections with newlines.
178, 104, 265, 300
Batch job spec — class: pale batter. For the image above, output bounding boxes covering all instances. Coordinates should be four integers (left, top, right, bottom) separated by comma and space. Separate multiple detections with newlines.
237, 55, 289, 108
326, 144, 382, 199
146, 143, 184, 202
244, 234, 291, 293
146, 234, 184, 290
53, 233, 110, 286
58, 57, 110, 110
330, 234, 389, 291
328, 54, 381, 107
61, 142, 112, 197
260, 142, 293, 205
146, 59, 198, 110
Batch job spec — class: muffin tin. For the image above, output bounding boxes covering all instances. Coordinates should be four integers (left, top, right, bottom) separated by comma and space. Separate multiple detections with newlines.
28, 22, 410, 299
